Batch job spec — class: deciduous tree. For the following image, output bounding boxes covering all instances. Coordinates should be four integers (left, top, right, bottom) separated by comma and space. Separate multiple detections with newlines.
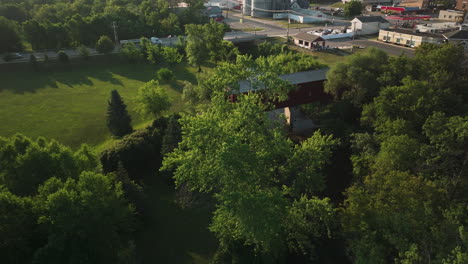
134, 80, 171, 118
96, 35, 115, 54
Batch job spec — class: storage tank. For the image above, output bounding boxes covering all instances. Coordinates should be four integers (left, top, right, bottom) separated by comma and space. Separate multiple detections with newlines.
243, 0, 252, 15
243, 0, 289, 18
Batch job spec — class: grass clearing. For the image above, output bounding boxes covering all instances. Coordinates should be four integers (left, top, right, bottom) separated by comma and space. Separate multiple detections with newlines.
331, 2, 345, 8
289, 45, 367, 66
0, 60, 208, 149
276, 20, 326, 29
238, 27, 265, 32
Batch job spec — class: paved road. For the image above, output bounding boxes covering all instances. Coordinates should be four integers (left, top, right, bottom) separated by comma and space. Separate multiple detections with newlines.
225, 11, 414, 57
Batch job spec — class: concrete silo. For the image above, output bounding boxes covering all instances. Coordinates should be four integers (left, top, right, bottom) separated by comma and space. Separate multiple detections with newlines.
243, 0, 290, 18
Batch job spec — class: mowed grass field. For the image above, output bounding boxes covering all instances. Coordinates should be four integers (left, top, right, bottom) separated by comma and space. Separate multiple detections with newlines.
0, 60, 201, 149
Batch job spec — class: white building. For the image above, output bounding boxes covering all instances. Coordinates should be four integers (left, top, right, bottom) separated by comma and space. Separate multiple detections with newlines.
351, 16, 391, 35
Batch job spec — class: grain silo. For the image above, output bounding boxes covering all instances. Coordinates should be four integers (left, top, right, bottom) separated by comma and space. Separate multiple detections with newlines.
242, 0, 291, 18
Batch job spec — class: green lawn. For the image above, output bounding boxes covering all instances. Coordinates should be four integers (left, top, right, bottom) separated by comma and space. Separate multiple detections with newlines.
331, 2, 345, 8
238, 27, 264, 32
288, 45, 367, 66
0, 61, 202, 149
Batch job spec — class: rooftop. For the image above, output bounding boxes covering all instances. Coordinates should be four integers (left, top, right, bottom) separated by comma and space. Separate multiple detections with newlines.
237, 68, 329, 94
293, 32, 326, 42
380, 28, 444, 38
443, 29, 468, 39
353, 16, 390, 23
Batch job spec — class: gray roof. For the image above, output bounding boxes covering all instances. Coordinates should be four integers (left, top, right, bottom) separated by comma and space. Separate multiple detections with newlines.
443, 29, 468, 39
237, 68, 329, 94
354, 16, 389, 23
381, 28, 444, 38
293, 32, 326, 42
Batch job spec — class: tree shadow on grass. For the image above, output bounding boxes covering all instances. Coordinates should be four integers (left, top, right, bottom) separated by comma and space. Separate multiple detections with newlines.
0, 60, 199, 94
136, 175, 218, 264
0, 66, 127, 94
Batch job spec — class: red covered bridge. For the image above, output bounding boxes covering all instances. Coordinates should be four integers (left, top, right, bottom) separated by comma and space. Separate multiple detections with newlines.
229, 68, 332, 108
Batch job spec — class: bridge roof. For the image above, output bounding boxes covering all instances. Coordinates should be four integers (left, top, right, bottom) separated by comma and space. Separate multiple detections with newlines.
237, 68, 329, 94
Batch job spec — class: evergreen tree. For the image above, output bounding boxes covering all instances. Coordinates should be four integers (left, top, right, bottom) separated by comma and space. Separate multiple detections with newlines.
106, 90, 133, 137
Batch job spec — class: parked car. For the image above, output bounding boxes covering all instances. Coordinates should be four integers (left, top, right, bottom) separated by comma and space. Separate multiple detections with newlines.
150, 37, 162, 45
233, 5, 241, 10
3, 52, 22, 62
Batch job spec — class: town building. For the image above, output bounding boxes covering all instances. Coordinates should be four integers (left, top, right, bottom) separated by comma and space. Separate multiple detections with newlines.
443, 29, 468, 50
438, 9, 468, 22
351, 16, 391, 35
292, 33, 326, 50
416, 22, 465, 33
378, 28, 444, 46
456, 0, 468, 10
399, 0, 434, 9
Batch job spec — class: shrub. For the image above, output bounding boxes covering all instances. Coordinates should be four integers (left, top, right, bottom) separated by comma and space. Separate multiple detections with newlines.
120, 42, 142, 63
29, 54, 38, 70
96, 35, 115, 54
3, 53, 12, 62
161, 46, 183, 64
157, 68, 175, 82
77, 45, 90, 60
100, 118, 168, 181
57, 50, 69, 63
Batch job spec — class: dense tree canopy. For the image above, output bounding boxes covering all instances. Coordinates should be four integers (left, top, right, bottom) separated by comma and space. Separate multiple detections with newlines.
337, 44, 468, 264
0, 134, 98, 196
162, 94, 340, 259
0, 16, 22, 52
32, 172, 136, 264
0, 0, 207, 50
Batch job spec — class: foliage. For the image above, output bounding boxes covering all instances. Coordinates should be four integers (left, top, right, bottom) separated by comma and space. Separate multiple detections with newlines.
106, 89, 133, 138
162, 94, 339, 257
33, 172, 136, 264
120, 42, 142, 63
324, 47, 388, 107
0, 189, 37, 264
157, 67, 175, 82
160, 114, 182, 158
342, 43, 468, 264
344, 0, 362, 17
29, 54, 38, 69
57, 50, 68, 63
77, 45, 90, 60
0, 134, 98, 196
253, 41, 288, 58
3, 0, 206, 51
342, 171, 463, 264
96, 35, 115, 54
0, 16, 22, 53
185, 20, 226, 70
197, 53, 325, 102
134, 80, 172, 118
100, 119, 167, 181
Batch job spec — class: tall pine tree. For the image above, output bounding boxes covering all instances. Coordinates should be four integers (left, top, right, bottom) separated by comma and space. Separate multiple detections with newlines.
107, 90, 133, 137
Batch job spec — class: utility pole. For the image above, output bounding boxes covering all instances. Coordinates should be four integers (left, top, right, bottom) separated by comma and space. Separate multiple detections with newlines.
286, 10, 290, 42
112, 21, 119, 48
241, 3, 244, 23
351, 21, 356, 53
